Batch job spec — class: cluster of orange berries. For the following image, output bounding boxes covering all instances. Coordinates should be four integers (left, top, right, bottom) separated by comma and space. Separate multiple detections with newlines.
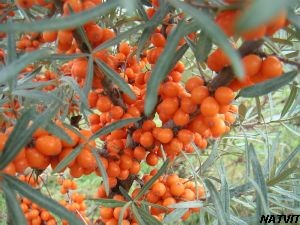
19, 175, 57, 225
216, 2, 288, 41
57, 178, 89, 225
207, 47, 284, 91
96, 171, 205, 224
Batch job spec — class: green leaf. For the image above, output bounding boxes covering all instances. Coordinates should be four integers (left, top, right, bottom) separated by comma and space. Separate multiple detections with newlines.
238, 70, 298, 98
219, 163, 230, 216
94, 58, 136, 99
281, 83, 298, 118
248, 144, 269, 220
60, 76, 89, 109
168, 0, 244, 78
267, 166, 298, 186
276, 145, 300, 175
119, 186, 133, 201
7, 29, 17, 65
140, 201, 168, 211
83, 56, 94, 96
168, 200, 203, 209
204, 179, 229, 225
49, 53, 89, 61
93, 23, 150, 52
89, 117, 141, 141
52, 144, 84, 174
0, 0, 119, 32
91, 149, 110, 196
131, 203, 146, 225
1, 181, 27, 225
163, 208, 188, 224
118, 202, 132, 225
3, 174, 84, 225
201, 141, 219, 173
0, 49, 51, 84
236, 0, 289, 32
86, 198, 126, 207
144, 21, 188, 116
12, 90, 62, 103
135, 159, 169, 200
195, 32, 213, 62
136, 207, 163, 225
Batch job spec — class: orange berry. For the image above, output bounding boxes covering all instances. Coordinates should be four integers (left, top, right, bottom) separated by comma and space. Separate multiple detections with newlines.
162, 82, 179, 97
16, 0, 34, 8
133, 146, 146, 161
35, 135, 62, 156
107, 161, 120, 177
214, 87, 234, 105
200, 97, 219, 117
242, 25, 266, 40
100, 207, 113, 219
146, 152, 158, 166
110, 106, 124, 119
162, 197, 176, 207
177, 129, 194, 145
191, 86, 209, 104
77, 148, 96, 169
42, 31, 57, 42
185, 76, 204, 92
170, 181, 185, 197
142, 120, 156, 131
180, 97, 197, 114
266, 12, 286, 36
173, 109, 189, 126
140, 131, 154, 148
181, 188, 196, 201
156, 128, 173, 144
71, 58, 88, 78
85, 24, 103, 47
242, 54, 262, 77
166, 174, 179, 186
119, 154, 133, 170
151, 33, 166, 47
261, 56, 283, 78
96, 96, 112, 112
129, 160, 141, 174
151, 182, 166, 197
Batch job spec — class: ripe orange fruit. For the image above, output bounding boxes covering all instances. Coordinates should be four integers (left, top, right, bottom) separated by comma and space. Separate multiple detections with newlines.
16, 0, 35, 8
100, 207, 113, 219
215, 10, 240, 37
166, 174, 179, 186
214, 87, 234, 105
26, 147, 50, 169
61, 128, 79, 147
133, 146, 146, 161
242, 54, 262, 77
156, 128, 173, 144
140, 131, 154, 148
159, 97, 179, 116
0, 134, 8, 152
261, 56, 283, 78
129, 160, 141, 174
200, 97, 220, 117
242, 25, 266, 40
162, 82, 179, 97
181, 188, 196, 201
35, 135, 62, 156
173, 109, 189, 126
151, 182, 167, 197
85, 24, 103, 47
177, 129, 194, 145
180, 97, 197, 114
63, 0, 82, 14
71, 58, 88, 78
207, 48, 230, 72
76, 148, 96, 169
191, 86, 209, 104
42, 31, 57, 42
96, 96, 112, 112
107, 161, 120, 177
146, 152, 158, 166
142, 120, 156, 131
110, 106, 124, 119
162, 197, 176, 207
151, 33, 166, 47
185, 76, 204, 92
119, 154, 133, 170
170, 182, 185, 196
266, 12, 286, 36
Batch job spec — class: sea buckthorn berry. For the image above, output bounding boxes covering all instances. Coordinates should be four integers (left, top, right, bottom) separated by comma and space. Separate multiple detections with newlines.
185, 76, 204, 92
85, 24, 103, 47
261, 56, 283, 78
42, 31, 57, 42
71, 58, 88, 78
200, 97, 220, 117
16, 0, 35, 8
266, 12, 286, 36
242, 25, 266, 41
170, 182, 185, 197
162, 82, 179, 98
207, 48, 230, 72
25, 147, 50, 169
35, 135, 62, 156
133, 146, 146, 161
151, 182, 167, 197
178, 129, 195, 145
180, 97, 197, 114
140, 131, 154, 148
215, 10, 240, 37
77, 148, 97, 169
242, 54, 262, 77
214, 87, 234, 105
151, 33, 166, 47
146, 152, 158, 166
96, 96, 112, 112
156, 128, 173, 144
191, 86, 209, 104
173, 109, 190, 126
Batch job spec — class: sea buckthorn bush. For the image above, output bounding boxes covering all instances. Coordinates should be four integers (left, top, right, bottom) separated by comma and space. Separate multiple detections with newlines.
0, 0, 299, 225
